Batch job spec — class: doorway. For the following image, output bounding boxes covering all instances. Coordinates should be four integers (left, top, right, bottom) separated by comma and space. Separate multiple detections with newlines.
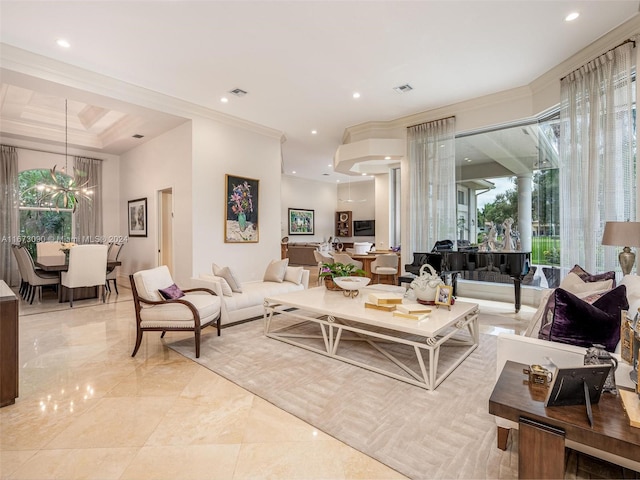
157, 188, 174, 274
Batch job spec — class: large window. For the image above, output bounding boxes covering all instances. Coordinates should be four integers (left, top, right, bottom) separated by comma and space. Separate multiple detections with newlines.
19, 169, 74, 253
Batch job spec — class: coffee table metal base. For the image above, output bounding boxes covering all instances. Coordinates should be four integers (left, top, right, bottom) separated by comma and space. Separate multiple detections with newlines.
264, 305, 479, 390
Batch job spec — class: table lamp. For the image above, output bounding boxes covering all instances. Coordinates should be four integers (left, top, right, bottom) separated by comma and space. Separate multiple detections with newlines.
602, 221, 640, 275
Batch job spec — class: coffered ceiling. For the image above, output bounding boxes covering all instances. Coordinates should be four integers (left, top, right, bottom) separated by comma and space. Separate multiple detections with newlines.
0, 1, 638, 181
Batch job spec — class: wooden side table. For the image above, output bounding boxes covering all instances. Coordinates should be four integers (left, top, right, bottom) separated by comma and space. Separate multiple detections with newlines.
0, 280, 18, 407
489, 360, 640, 478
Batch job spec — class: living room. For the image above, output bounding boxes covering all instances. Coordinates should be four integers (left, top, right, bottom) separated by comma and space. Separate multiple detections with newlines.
2, 2, 640, 479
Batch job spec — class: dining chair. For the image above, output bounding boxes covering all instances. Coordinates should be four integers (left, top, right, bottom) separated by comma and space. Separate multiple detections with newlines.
36, 241, 65, 259
15, 244, 59, 304
130, 265, 221, 358
332, 252, 363, 270
11, 244, 31, 299
61, 244, 108, 307
313, 250, 334, 285
370, 253, 399, 285
105, 243, 125, 294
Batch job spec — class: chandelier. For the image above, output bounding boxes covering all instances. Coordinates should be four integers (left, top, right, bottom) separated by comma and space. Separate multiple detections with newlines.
24, 99, 95, 212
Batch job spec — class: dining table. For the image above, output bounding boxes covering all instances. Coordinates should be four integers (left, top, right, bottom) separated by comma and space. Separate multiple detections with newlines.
35, 255, 122, 303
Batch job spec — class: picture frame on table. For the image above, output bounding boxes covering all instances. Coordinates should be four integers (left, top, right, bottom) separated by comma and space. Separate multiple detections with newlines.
288, 208, 314, 235
225, 174, 259, 243
128, 198, 147, 237
435, 284, 453, 309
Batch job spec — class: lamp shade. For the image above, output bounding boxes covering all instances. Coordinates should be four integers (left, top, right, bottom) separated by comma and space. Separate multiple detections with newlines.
602, 221, 640, 247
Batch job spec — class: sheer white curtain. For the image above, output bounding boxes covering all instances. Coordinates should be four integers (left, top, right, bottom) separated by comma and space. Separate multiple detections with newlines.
559, 41, 636, 276
74, 156, 103, 243
1, 145, 20, 285
407, 117, 456, 254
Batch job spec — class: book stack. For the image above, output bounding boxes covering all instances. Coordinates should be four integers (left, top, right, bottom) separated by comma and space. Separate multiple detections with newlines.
364, 292, 404, 312
392, 303, 432, 321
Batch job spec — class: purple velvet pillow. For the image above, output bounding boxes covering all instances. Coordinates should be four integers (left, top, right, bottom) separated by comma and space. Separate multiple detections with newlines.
569, 265, 616, 287
159, 283, 185, 300
540, 285, 627, 352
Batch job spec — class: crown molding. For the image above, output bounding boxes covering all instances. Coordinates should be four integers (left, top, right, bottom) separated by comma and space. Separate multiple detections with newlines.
0, 44, 285, 141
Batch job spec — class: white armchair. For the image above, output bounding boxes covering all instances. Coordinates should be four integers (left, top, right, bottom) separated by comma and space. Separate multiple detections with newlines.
130, 265, 221, 358
61, 244, 108, 307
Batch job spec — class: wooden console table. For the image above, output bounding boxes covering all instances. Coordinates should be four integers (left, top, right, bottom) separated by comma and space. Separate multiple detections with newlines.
489, 360, 640, 478
0, 280, 18, 407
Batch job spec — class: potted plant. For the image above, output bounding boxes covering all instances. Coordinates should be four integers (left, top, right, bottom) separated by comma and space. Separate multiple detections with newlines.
318, 262, 366, 290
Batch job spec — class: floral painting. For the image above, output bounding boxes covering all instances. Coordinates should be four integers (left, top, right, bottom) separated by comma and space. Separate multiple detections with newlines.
288, 208, 314, 235
225, 174, 259, 243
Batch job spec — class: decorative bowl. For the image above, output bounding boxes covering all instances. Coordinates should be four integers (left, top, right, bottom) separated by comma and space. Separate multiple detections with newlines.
333, 276, 371, 297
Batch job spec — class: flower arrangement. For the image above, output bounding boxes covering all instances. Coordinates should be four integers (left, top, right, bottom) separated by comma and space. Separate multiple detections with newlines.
228, 181, 253, 217
59, 242, 77, 253
318, 262, 366, 279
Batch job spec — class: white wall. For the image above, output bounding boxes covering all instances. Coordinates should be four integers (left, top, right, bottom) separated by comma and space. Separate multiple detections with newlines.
4, 137, 121, 240
118, 122, 192, 282
191, 117, 283, 283
281, 175, 336, 243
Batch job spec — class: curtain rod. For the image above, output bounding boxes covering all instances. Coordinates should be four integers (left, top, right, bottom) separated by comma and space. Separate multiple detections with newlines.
1, 144, 103, 162
406, 115, 456, 130
560, 38, 636, 81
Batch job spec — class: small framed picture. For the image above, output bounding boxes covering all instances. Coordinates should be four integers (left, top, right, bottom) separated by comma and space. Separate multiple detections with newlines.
435, 285, 453, 309
128, 198, 147, 237
288, 208, 314, 235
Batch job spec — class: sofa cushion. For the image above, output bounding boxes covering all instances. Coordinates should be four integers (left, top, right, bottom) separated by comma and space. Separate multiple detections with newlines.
213, 263, 243, 293
222, 280, 304, 312
158, 283, 185, 300
284, 266, 304, 285
140, 293, 221, 325
539, 285, 628, 352
569, 265, 616, 287
133, 265, 174, 302
263, 258, 289, 283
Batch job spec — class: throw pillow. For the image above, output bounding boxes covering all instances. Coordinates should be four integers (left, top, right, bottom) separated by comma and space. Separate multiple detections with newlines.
158, 283, 185, 300
212, 263, 243, 293
569, 265, 616, 287
284, 266, 304, 285
199, 274, 233, 297
559, 272, 613, 295
264, 258, 289, 283
539, 285, 628, 352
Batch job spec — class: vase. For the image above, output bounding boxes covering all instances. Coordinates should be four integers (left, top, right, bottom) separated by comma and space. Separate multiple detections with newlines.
238, 212, 247, 232
323, 277, 343, 291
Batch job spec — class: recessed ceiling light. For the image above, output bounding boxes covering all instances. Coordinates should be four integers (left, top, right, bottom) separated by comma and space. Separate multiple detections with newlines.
384, 156, 391, 160
565, 12, 579, 22
361, 173, 367, 176
56, 39, 70, 48
292, 171, 296, 174
353, 92, 361, 99
220, 97, 229, 103
337, 180, 341, 183
311, 130, 317, 135
327, 164, 332, 167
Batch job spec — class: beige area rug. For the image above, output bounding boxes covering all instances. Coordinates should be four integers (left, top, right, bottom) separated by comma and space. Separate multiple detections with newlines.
169, 316, 636, 479
170, 316, 517, 479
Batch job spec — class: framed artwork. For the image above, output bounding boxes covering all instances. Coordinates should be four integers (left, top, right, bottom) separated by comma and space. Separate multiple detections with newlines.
435, 285, 453, 309
128, 198, 147, 237
288, 208, 314, 235
225, 174, 259, 243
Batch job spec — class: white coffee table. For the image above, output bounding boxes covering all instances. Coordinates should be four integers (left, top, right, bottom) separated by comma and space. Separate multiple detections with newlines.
264, 286, 479, 390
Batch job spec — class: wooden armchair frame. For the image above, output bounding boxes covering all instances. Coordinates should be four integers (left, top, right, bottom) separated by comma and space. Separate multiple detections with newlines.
130, 275, 221, 358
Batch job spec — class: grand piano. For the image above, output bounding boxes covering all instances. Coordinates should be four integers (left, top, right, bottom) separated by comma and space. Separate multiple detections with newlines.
404, 249, 531, 312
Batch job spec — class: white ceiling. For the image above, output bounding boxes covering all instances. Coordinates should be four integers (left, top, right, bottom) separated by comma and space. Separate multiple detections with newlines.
0, 1, 638, 182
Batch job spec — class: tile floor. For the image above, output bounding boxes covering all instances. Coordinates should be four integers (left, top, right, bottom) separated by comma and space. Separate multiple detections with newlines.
1, 275, 535, 480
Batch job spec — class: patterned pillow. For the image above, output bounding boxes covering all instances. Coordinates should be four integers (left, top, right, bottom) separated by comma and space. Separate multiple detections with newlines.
538, 285, 628, 352
158, 283, 185, 300
569, 265, 616, 287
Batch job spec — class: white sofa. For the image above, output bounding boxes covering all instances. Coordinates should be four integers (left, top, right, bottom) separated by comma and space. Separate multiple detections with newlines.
189, 265, 309, 326
495, 273, 640, 472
